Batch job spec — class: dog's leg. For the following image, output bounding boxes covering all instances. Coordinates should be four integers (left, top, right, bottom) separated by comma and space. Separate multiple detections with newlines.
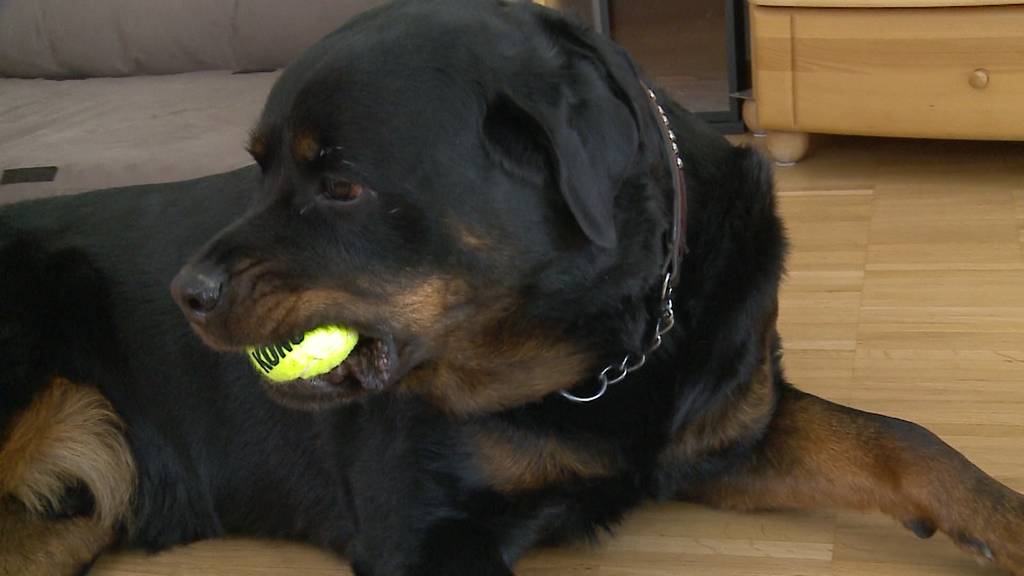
683, 386, 1024, 574
351, 518, 514, 576
406, 520, 514, 576
0, 378, 135, 576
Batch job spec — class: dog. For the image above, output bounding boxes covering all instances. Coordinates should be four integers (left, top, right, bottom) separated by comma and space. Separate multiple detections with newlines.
2, 1, 1022, 575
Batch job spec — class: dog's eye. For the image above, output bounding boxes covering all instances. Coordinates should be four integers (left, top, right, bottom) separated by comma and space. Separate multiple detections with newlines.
320, 178, 363, 202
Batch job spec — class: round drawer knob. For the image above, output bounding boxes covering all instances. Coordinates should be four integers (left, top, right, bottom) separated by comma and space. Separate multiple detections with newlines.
969, 69, 990, 90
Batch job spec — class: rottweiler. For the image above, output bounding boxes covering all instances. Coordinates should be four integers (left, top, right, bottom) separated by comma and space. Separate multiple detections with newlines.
1, 1, 1022, 575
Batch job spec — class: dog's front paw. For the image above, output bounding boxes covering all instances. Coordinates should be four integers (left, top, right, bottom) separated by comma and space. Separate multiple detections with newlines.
904, 488, 1024, 575
956, 500, 1024, 576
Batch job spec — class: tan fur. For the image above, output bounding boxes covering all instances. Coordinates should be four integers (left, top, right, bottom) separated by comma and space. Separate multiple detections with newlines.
686, 388, 1024, 574
472, 425, 617, 492
661, 304, 779, 463
292, 131, 320, 163
234, 278, 589, 412
390, 276, 473, 334
201, 274, 473, 351
662, 358, 775, 464
0, 499, 113, 576
196, 264, 589, 413
0, 378, 135, 529
450, 220, 491, 250
246, 132, 267, 163
403, 330, 592, 415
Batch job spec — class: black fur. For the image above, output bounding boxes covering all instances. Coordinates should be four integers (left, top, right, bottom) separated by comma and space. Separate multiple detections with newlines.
0, 1, 785, 574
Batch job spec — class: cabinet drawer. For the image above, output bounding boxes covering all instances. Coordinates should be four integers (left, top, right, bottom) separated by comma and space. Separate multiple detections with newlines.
751, 5, 1024, 139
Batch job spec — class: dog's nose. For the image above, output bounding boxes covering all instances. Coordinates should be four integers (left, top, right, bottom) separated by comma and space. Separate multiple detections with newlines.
171, 262, 227, 320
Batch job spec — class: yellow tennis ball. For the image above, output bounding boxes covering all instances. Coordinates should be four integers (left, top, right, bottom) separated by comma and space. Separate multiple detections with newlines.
247, 326, 359, 382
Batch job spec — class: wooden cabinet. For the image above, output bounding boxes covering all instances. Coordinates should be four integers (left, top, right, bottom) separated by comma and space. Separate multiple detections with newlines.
749, 0, 1024, 162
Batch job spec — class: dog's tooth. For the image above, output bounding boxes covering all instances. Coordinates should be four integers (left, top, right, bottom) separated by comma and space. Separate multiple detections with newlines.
347, 341, 386, 391
322, 361, 350, 386
371, 340, 392, 383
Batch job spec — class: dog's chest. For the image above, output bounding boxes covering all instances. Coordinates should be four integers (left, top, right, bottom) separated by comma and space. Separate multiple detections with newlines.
467, 424, 622, 493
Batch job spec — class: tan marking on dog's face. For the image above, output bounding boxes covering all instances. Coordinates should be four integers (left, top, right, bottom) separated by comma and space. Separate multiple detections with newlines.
401, 321, 593, 415
247, 132, 268, 164
292, 131, 320, 163
0, 378, 135, 529
471, 425, 617, 492
450, 220, 491, 251
190, 272, 474, 351
389, 276, 473, 335
191, 285, 365, 351
188, 258, 591, 414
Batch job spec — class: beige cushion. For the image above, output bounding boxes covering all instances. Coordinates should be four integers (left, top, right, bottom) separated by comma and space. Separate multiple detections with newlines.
0, 71, 278, 204
0, 0, 386, 79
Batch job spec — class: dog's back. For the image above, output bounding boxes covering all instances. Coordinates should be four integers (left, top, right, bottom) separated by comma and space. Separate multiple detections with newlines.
0, 168, 284, 551
0, 167, 256, 415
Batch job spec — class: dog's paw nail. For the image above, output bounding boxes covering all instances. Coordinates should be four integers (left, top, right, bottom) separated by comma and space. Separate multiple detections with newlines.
982, 546, 995, 561
955, 533, 995, 562
975, 541, 995, 561
902, 519, 937, 539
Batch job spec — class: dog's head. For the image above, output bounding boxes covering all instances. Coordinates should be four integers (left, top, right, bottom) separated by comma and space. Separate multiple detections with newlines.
171, 0, 672, 412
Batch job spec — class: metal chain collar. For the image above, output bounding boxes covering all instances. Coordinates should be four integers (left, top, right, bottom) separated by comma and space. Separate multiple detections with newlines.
559, 272, 677, 403
559, 86, 685, 404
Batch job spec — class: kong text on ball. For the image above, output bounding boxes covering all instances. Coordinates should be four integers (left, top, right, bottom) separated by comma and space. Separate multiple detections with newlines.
247, 325, 359, 382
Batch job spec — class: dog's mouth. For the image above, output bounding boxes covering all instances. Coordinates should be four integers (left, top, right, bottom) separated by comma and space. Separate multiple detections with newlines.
308, 337, 393, 390
252, 333, 401, 411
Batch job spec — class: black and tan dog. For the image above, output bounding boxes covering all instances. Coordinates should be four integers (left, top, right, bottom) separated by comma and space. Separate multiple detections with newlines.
1, 1, 1022, 575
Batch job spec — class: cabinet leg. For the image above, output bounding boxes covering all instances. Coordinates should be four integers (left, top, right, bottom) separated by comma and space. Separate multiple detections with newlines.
741, 100, 766, 138
766, 131, 810, 166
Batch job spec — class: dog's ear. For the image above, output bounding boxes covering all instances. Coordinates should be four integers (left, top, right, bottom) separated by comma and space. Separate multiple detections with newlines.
486, 10, 644, 250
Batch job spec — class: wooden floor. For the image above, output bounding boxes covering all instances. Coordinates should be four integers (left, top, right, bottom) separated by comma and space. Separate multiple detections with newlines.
93, 135, 1024, 575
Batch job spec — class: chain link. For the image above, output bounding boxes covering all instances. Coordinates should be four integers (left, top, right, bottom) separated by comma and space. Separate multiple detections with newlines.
558, 85, 683, 404
559, 272, 676, 403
